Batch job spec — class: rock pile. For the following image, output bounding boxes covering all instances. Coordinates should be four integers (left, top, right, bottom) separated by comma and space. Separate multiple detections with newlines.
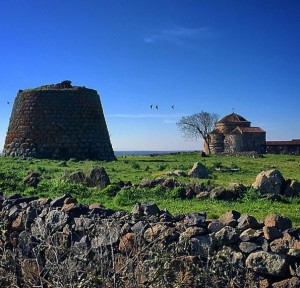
0, 193, 299, 287
252, 169, 300, 197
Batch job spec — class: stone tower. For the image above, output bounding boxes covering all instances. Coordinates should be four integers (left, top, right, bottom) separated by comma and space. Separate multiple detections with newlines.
4, 81, 116, 160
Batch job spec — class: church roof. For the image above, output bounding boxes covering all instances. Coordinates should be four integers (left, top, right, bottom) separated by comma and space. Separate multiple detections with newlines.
266, 139, 300, 146
231, 127, 265, 134
217, 113, 249, 124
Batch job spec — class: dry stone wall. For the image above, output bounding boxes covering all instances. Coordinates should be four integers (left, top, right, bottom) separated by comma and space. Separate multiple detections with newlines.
4, 81, 115, 161
0, 193, 300, 287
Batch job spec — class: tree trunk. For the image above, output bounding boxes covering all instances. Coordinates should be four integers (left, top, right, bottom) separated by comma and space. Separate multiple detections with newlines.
203, 136, 212, 154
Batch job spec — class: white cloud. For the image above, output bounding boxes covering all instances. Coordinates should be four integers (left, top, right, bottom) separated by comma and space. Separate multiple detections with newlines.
144, 26, 212, 47
108, 113, 184, 119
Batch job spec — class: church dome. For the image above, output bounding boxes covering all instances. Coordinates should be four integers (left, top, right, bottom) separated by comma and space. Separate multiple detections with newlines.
217, 113, 249, 123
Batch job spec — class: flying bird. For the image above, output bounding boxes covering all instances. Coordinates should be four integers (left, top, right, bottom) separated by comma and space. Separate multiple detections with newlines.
150, 104, 153, 109
171, 105, 175, 109
155, 105, 158, 110
7, 101, 10, 105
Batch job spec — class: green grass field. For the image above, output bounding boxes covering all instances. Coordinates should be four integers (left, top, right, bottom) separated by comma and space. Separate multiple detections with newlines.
1, 152, 300, 225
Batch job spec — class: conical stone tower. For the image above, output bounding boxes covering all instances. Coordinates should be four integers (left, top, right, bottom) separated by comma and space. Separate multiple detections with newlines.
4, 81, 116, 160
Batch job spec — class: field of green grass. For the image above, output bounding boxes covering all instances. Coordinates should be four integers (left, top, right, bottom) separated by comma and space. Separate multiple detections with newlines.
1, 152, 300, 225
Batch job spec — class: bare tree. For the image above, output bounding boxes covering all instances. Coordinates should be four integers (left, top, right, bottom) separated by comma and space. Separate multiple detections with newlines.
177, 111, 219, 154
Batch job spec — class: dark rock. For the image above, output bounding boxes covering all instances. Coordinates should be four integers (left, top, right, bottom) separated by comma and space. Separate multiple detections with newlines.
23, 172, 42, 188
45, 210, 69, 234
210, 187, 238, 200
86, 167, 110, 189
91, 224, 119, 248
50, 193, 72, 208
214, 226, 239, 246
207, 220, 224, 233
180, 226, 207, 240
237, 214, 261, 230
8, 193, 23, 200
131, 221, 149, 235
246, 251, 289, 277
162, 178, 176, 189
263, 226, 283, 241
264, 214, 292, 231
13, 196, 38, 206
132, 202, 160, 217
142, 202, 160, 216
239, 241, 260, 254
144, 223, 179, 244
240, 228, 263, 242
188, 235, 212, 257
218, 210, 241, 227
68, 171, 86, 183
283, 179, 300, 197
270, 239, 290, 254
183, 212, 206, 227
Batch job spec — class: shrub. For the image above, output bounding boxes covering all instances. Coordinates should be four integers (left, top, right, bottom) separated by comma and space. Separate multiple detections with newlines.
157, 163, 168, 171
131, 162, 141, 170
100, 184, 120, 197
243, 188, 261, 201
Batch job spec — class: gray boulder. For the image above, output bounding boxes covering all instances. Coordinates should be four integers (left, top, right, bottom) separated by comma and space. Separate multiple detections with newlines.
252, 169, 285, 194
283, 179, 300, 197
246, 251, 289, 277
188, 162, 210, 178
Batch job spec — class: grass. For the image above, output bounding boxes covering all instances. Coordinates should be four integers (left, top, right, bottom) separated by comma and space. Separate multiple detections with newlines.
1, 152, 300, 225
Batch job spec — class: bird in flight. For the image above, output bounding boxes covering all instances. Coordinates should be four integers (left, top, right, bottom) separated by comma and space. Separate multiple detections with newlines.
155, 105, 158, 110
171, 105, 175, 109
150, 104, 153, 109
7, 101, 10, 104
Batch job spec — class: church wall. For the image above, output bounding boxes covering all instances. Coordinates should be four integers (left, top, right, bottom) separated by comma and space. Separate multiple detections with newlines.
208, 133, 224, 154
224, 134, 243, 153
241, 132, 266, 154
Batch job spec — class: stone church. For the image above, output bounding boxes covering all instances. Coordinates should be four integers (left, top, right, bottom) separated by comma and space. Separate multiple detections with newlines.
204, 113, 266, 154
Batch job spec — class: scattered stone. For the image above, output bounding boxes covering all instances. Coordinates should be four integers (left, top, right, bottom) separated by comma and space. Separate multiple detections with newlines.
252, 169, 285, 195
283, 179, 300, 197
87, 167, 110, 189
188, 162, 210, 178
23, 172, 42, 188
210, 187, 238, 200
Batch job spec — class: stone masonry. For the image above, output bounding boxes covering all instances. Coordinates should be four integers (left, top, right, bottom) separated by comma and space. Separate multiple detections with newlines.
3, 81, 115, 160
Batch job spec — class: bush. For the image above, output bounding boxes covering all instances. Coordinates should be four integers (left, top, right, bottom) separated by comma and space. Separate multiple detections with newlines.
100, 184, 120, 197
243, 188, 261, 201
157, 163, 168, 171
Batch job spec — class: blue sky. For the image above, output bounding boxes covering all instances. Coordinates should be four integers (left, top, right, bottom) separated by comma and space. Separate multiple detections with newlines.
1, 0, 299, 151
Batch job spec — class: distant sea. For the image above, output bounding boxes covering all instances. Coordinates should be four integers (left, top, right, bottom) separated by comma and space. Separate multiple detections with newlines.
114, 150, 197, 156
0, 151, 198, 157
